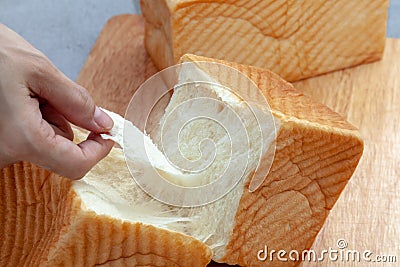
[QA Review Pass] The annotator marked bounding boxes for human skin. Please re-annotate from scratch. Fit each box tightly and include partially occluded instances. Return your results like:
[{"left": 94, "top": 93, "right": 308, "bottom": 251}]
[{"left": 0, "top": 23, "right": 114, "bottom": 179}]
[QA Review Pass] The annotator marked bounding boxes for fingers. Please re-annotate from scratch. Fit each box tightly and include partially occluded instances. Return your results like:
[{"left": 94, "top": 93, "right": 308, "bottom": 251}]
[
  {"left": 20, "top": 103, "right": 114, "bottom": 179},
  {"left": 34, "top": 132, "right": 114, "bottom": 179},
  {"left": 41, "top": 104, "right": 74, "bottom": 140},
  {"left": 25, "top": 57, "right": 115, "bottom": 178},
  {"left": 26, "top": 58, "right": 113, "bottom": 133},
  {"left": 49, "top": 124, "right": 73, "bottom": 141},
  {"left": 19, "top": 100, "right": 114, "bottom": 179},
  {"left": 0, "top": 25, "right": 115, "bottom": 178}
]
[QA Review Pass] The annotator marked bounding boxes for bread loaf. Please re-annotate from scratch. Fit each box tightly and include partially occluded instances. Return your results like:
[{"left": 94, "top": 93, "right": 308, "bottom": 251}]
[
  {"left": 0, "top": 54, "right": 363, "bottom": 266},
  {"left": 141, "top": 0, "right": 389, "bottom": 81},
  {"left": 175, "top": 54, "right": 364, "bottom": 266}
]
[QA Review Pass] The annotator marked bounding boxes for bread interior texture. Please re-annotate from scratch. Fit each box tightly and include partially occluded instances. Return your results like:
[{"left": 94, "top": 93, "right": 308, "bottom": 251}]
[{"left": 73, "top": 62, "right": 278, "bottom": 260}]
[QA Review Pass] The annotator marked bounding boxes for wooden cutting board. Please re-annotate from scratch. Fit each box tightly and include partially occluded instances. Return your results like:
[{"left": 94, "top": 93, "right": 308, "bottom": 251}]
[{"left": 77, "top": 14, "right": 399, "bottom": 266}]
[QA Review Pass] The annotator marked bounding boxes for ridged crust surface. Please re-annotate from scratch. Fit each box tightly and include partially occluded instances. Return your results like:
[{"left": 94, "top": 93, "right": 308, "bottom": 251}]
[
  {"left": 181, "top": 54, "right": 363, "bottom": 266},
  {"left": 0, "top": 162, "right": 72, "bottom": 267},
  {"left": 142, "top": 0, "right": 388, "bottom": 81},
  {"left": 0, "top": 162, "right": 212, "bottom": 267},
  {"left": 46, "top": 196, "right": 212, "bottom": 267}
]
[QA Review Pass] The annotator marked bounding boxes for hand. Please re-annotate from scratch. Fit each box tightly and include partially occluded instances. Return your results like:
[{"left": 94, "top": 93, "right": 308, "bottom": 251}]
[{"left": 0, "top": 24, "right": 114, "bottom": 179}]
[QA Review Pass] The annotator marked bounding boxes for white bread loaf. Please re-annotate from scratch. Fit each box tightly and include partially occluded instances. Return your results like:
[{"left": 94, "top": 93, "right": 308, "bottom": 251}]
[
  {"left": 173, "top": 54, "right": 364, "bottom": 266},
  {"left": 0, "top": 54, "right": 363, "bottom": 266},
  {"left": 141, "top": 0, "right": 389, "bottom": 81}
]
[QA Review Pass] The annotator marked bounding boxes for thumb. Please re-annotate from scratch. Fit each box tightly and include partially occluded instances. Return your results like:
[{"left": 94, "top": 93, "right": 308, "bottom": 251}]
[{"left": 27, "top": 59, "right": 113, "bottom": 133}]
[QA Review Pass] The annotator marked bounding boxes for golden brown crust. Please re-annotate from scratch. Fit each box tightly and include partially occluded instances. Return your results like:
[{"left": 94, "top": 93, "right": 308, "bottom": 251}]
[
  {"left": 140, "top": 0, "right": 175, "bottom": 71},
  {"left": 0, "top": 162, "right": 73, "bottom": 267},
  {"left": 180, "top": 54, "right": 363, "bottom": 266},
  {"left": 143, "top": 0, "right": 388, "bottom": 81},
  {"left": 46, "top": 194, "right": 212, "bottom": 267},
  {"left": 0, "top": 162, "right": 212, "bottom": 267},
  {"left": 222, "top": 124, "right": 363, "bottom": 266},
  {"left": 181, "top": 54, "right": 360, "bottom": 132}
]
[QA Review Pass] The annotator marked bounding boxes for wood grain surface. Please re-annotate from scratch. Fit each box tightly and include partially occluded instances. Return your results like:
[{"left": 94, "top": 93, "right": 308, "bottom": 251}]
[
  {"left": 76, "top": 14, "right": 157, "bottom": 116},
  {"left": 77, "top": 14, "right": 399, "bottom": 266}
]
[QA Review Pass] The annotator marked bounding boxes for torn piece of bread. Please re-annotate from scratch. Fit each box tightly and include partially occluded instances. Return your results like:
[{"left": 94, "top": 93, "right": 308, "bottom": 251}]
[
  {"left": 141, "top": 0, "right": 389, "bottom": 81},
  {"left": 0, "top": 54, "right": 363, "bottom": 267}
]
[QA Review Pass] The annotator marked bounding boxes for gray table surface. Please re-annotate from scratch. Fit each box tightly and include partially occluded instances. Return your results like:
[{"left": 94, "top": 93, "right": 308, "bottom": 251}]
[{"left": 1, "top": 0, "right": 399, "bottom": 81}]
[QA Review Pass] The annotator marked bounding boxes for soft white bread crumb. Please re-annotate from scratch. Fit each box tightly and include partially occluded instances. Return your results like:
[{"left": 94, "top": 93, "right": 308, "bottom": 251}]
[{"left": 75, "top": 63, "right": 278, "bottom": 260}]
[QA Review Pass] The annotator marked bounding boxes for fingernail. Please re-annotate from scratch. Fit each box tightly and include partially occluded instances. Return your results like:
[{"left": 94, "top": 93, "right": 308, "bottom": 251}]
[{"left": 94, "top": 107, "right": 114, "bottom": 131}]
